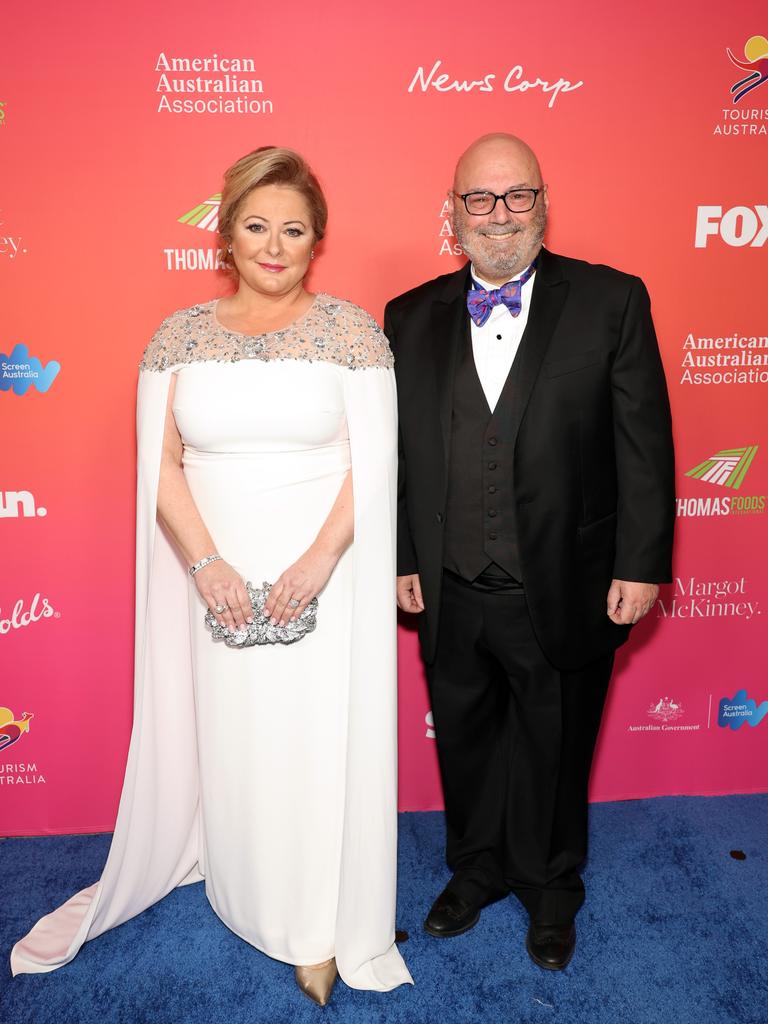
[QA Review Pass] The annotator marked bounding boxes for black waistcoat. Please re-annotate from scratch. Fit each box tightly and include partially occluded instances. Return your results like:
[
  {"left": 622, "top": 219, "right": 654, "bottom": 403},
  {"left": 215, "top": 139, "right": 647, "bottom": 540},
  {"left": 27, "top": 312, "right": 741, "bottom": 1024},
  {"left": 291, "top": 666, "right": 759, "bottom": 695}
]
[{"left": 443, "top": 325, "right": 521, "bottom": 582}]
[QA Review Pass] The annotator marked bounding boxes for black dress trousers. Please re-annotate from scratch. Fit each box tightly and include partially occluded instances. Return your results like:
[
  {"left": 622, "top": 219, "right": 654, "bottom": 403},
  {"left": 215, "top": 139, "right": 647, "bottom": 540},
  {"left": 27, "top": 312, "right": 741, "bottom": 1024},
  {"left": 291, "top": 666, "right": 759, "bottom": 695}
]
[{"left": 427, "top": 571, "right": 613, "bottom": 926}]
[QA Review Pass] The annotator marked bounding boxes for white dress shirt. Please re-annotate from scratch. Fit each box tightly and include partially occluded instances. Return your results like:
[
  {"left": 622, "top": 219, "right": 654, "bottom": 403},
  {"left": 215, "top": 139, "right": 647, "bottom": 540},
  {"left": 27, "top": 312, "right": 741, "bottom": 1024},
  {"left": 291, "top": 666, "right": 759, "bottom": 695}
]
[{"left": 469, "top": 263, "right": 536, "bottom": 412}]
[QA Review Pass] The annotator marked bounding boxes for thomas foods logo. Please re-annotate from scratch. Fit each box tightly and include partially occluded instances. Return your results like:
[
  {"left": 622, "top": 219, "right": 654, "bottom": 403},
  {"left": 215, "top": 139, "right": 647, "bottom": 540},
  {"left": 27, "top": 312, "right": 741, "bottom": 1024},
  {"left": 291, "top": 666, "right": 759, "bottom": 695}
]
[
  {"left": 1, "top": 344, "right": 60, "bottom": 395},
  {"left": 179, "top": 194, "right": 221, "bottom": 232},
  {"left": 718, "top": 689, "right": 768, "bottom": 729},
  {"left": 685, "top": 445, "right": 757, "bottom": 488},
  {"left": 163, "top": 193, "right": 225, "bottom": 272},
  {"left": 695, "top": 205, "right": 768, "bottom": 247},
  {"left": 677, "top": 446, "right": 766, "bottom": 517}
]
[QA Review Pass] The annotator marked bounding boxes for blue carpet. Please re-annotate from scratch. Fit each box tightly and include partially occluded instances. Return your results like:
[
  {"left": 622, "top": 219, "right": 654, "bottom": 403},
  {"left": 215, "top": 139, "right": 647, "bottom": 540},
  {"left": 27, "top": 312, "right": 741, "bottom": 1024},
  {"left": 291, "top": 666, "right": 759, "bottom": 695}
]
[{"left": 1, "top": 796, "right": 765, "bottom": 1024}]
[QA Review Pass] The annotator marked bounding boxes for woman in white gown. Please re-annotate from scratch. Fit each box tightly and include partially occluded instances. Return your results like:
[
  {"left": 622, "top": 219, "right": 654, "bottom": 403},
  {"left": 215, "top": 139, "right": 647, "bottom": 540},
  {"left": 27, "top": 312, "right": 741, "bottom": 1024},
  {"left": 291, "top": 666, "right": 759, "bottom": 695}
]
[{"left": 11, "top": 147, "right": 412, "bottom": 1004}]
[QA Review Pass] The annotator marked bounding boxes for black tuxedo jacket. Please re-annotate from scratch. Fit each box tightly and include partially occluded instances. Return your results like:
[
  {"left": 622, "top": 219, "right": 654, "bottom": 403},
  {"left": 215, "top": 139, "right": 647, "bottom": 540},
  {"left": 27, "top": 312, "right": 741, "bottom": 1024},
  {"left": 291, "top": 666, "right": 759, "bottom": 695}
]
[{"left": 384, "top": 248, "right": 675, "bottom": 671}]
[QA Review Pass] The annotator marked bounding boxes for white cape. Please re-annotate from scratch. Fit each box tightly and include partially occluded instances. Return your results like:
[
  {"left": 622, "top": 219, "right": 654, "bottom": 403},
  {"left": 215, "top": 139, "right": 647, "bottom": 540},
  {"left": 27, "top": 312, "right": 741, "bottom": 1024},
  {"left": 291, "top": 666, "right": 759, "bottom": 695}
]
[{"left": 11, "top": 364, "right": 412, "bottom": 992}]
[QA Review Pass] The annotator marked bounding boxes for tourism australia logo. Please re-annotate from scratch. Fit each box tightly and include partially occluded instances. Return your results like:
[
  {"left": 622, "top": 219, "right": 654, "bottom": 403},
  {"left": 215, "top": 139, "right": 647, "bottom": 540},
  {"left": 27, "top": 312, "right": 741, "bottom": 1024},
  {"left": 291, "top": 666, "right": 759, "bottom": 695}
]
[
  {"left": 677, "top": 445, "right": 766, "bottom": 517},
  {"left": 163, "top": 192, "right": 224, "bottom": 272}
]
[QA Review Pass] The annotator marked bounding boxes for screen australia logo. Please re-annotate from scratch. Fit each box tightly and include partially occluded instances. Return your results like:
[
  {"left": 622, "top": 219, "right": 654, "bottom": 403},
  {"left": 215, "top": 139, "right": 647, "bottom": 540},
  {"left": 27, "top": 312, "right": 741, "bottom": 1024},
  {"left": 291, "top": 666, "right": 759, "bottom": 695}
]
[
  {"left": 677, "top": 445, "right": 765, "bottom": 517},
  {"left": 1, "top": 344, "right": 60, "bottom": 395},
  {"left": 163, "top": 192, "right": 224, "bottom": 272}
]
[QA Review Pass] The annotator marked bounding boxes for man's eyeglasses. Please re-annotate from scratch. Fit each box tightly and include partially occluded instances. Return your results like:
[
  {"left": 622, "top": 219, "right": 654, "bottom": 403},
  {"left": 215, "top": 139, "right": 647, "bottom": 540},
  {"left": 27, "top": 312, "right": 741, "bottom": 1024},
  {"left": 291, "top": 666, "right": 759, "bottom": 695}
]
[{"left": 455, "top": 188, "right": 542, "bottom": 216}]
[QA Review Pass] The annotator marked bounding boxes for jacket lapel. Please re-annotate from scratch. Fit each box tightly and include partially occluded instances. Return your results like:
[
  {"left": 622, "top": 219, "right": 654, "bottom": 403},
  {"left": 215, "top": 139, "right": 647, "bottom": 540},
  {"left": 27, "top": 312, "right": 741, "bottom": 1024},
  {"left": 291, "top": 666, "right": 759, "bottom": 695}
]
[
  {"left": 431, "top": 266, "right": 472, "bottom": 480},
  {"left": 507, "top": 248, "right": 569, "bottom": 444}
]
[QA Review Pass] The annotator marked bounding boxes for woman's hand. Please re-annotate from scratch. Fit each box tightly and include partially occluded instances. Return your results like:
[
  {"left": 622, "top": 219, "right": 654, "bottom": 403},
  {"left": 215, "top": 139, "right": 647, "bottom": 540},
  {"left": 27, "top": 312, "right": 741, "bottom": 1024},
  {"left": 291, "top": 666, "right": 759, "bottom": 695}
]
[
  {"left": 264, "top": 545, "right": 339, "bottom": 626},
  {"left": 193, "top": 559, "right": 253, "bottom": 632}
]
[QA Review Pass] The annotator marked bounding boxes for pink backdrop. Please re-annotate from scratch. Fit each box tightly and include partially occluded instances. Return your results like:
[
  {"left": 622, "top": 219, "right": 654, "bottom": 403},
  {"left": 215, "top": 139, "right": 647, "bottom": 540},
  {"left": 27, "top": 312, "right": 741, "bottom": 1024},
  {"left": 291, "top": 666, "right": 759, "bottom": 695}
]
[{"left": 1, "top": 0, "right": 767, "bottom": 835}]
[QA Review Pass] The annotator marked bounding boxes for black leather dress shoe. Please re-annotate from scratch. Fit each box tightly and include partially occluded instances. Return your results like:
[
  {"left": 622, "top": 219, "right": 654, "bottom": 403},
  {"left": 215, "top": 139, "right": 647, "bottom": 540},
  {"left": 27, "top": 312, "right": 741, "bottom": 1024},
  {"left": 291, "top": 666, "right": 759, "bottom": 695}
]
[
  {"left": 526, "top": 923, "right": 576, "bottom": 970},
  {"left": 424, "top": 888, "right": 481, "bottom": 937}
]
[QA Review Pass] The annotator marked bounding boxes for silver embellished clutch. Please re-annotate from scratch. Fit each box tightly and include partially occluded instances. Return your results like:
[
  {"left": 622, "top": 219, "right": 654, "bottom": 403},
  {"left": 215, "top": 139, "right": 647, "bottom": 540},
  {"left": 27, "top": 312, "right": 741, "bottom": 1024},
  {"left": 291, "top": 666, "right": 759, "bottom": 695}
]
[{"left": 205, "top": 581, "right": 318, "bottom": 648}]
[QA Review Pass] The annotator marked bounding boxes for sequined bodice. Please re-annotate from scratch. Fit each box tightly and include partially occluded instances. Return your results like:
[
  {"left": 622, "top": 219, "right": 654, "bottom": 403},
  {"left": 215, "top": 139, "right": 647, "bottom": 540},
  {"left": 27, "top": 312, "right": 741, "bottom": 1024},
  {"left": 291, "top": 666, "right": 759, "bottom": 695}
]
[{"left": 139, "top": 294, "right": 393, "bottom": 372}]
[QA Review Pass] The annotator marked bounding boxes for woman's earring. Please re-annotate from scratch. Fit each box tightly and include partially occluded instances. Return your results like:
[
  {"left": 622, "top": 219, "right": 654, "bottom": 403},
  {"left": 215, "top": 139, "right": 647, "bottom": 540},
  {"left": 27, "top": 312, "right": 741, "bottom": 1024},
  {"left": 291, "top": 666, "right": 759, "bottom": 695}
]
[
  {"left": 310, "top": 250, "right": 315, "bottom": 260},
  {"left": 227, "top": 245, "right": 233, "bottom": 254}
]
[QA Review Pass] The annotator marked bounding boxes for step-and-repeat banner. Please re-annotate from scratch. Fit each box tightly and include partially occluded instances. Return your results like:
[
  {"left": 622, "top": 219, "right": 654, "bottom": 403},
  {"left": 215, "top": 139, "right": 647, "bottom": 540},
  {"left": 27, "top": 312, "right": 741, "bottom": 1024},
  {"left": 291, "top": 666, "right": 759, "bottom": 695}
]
[{"left": 2, "top": 1, "right": 766, "bottom": 834}]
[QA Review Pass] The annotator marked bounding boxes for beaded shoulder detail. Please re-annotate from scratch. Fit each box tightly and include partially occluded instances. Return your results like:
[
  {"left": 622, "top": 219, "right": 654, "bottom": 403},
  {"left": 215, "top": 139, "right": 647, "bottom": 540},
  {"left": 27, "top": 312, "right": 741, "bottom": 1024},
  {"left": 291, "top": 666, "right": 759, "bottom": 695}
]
[{"left": 139, "top": 294, "right": 394, "bottom": 372}]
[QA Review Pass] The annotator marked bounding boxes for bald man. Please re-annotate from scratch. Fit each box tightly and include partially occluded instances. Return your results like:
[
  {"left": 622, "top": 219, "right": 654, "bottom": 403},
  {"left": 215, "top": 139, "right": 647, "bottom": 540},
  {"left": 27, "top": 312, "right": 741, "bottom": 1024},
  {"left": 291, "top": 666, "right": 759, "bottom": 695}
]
[{"left": 385, "top": 134, "right": 674, "bottom": 969}]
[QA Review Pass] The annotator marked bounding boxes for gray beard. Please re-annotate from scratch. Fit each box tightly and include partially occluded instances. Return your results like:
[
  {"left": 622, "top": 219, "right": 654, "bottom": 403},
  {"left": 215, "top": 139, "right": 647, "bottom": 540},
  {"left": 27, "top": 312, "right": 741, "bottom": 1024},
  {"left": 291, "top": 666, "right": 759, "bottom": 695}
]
[{"left": 455, "top": 210, "right": 547, "bottom": 281}]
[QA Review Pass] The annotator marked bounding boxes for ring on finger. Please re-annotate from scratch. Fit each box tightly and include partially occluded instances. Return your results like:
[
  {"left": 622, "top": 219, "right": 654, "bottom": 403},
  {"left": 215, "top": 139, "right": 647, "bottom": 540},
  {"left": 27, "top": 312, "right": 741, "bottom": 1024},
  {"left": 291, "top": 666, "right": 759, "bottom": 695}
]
[
  {"left": 214, "top": 604, "right": 226, "bottom": 614},
  {"left": 288, "top": 598, "right": 300, "bottom": 609}
]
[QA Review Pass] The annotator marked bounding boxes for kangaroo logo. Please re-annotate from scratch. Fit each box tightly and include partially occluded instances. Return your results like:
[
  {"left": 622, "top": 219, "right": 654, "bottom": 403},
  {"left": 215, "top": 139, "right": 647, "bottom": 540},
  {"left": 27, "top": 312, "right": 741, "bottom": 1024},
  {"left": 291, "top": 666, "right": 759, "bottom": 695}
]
[
  {"left": 0, "top": 707, "right": 34, "bottom": 752},
  {"left": 727, "top": 35, "right": 768, "bottom": 103}
]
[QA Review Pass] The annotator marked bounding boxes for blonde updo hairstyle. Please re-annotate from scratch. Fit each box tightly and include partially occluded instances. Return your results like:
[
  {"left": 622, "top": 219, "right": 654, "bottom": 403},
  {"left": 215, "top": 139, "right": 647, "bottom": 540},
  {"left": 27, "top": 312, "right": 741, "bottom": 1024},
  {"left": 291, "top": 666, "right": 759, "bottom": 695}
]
[{"left": 217, "top": 146, "right": 328, "bottom": 274}]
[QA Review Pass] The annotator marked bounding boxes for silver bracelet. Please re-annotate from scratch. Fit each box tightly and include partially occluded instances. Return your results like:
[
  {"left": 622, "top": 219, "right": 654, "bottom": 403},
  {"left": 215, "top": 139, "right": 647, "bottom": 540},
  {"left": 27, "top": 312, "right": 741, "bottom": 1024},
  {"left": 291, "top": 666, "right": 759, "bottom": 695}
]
[{"left": 189, "top": 554, "right": 222, "bottom": 577}]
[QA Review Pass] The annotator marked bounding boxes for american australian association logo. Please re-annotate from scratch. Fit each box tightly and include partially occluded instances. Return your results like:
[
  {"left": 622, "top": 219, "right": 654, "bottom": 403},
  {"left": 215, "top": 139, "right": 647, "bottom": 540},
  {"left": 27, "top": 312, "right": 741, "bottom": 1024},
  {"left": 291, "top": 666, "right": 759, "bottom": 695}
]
[{"left": 677, "top": 445, "right": 766, "bottom": 517}]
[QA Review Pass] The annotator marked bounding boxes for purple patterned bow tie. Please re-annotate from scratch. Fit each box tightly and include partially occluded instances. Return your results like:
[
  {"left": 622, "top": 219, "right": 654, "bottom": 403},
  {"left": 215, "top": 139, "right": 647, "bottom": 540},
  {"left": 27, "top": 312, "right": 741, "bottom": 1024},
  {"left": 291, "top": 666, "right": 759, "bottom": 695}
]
[{"left": 466, "top": 259, "right": 538, "bottom": 327}]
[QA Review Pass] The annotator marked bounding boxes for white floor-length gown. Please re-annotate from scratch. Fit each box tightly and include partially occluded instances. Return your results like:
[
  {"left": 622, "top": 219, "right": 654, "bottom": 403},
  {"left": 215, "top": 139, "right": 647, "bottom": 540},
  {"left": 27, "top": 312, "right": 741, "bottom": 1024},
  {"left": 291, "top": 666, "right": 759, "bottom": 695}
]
[{"left": 11, "top": 295, "right": 412, "bottom": 992}]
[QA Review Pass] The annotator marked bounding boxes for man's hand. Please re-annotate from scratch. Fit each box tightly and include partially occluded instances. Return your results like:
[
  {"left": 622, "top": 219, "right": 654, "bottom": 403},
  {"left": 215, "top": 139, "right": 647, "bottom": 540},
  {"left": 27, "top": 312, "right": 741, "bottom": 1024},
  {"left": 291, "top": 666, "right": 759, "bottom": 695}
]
[
  {"left": 606, "top": 580, "right": 659, "bottom": 625},
  {"left": 397, "top": 574, "right": 425, "bottom": 613}
]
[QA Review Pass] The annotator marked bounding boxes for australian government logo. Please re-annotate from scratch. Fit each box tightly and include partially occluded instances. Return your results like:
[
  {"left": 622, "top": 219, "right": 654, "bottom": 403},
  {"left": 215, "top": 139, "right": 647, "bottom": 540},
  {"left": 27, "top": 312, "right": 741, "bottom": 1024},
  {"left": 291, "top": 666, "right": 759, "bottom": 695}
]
[
  {"left": 656, "top": 576, "right": 759, "bottom": 621},
  {"left": 1, "top": 344, "right": 60, "bottom": 395},
  {"left": 677, "top": 446, "right": 765, "bottom": 517},
  {"left": 628, "top": 696, "right": 700, "bottom": 734},
  {"left": 154, "top": 53, "right": 274, "bottom": 116},
  {"left": 679, "top": 331, "right": 768, "bottom": 385},
  {"left": 714, "top": 34, "right": 768, "bottom": 135},
  {"left": 164, "top": 193, "right": 225, "bottom": 272},
  {"left": 0, "top": 706, "right": 45, "bottom": 786}
]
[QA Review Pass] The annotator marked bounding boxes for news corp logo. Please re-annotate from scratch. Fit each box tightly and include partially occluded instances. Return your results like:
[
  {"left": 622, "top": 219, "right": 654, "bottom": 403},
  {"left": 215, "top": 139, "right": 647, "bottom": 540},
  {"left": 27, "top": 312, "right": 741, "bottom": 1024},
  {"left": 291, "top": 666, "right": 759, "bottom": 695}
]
[{"left": 695, "top": 205, "right": 768, "bottom": 247}]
